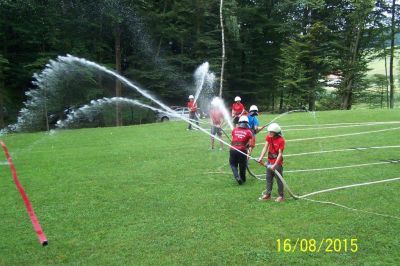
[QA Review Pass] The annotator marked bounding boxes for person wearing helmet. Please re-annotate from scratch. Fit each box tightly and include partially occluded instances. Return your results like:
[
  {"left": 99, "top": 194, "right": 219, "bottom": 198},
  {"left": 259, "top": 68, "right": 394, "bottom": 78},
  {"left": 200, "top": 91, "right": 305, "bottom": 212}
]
[
  {"left": 231, "top": 96, "right": 245, "bottom": 127},
  {"left": 257, "top": 123, "right": 285, "bottom": 202},
  {"left": 209, "top": 104, "right": 224, "bottom": 150},
  {"left": 187, "top": 95, "right": 199, "bottom": 130},
  {"left": 229, "top": 115, "right": 254, "bottom": 185},
  {"left": 247, "top": 105, "right": 260, "bottom": 154}
]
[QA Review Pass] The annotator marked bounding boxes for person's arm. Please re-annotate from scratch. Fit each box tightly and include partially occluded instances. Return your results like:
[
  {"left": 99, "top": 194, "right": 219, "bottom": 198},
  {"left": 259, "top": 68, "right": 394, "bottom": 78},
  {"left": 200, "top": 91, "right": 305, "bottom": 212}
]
[
  {"left": 253, "top": 118, "right": 260, "bottom": 133},
  {"left": 270, "top": 149, "right": 283, "bottom": 171},
  {"left": 246, "top": 135, "right": 255, "bottom": 155},
  {"left": 219, "top": 117, "right": 224, "bottom": 128},
  {"left": 258, "top": 123, "right": 268, "bottom": 132},
  {"left": 271, "top": 139, "right": 285, "bottom": 170},
  {"left": 258, "top": 141, "right": 269, "bottom": 162}
]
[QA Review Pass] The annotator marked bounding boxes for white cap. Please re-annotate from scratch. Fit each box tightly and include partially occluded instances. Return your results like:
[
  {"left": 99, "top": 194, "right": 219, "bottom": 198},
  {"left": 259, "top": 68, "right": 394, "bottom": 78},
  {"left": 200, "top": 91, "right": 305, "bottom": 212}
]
[
  {"left": 234, "top": 96, "right": 241, "bottom": 102},
  {"left": 267, "top": 123, "right": 281, "bottom": 133},
  {"left": 249, "top": 105, "right": 258, "bottom": 112},
  {"left": 238, "top": 115, "right": 249, "bottom": 123},
  {"left": 188, "top": 95, "right": 194, "bottom": 99}
]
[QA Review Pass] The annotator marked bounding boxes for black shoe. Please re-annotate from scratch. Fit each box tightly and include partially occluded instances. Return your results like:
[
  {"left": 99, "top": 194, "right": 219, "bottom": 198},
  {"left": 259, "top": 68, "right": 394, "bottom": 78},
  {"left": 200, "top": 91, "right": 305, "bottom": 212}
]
[{"left": 235, "top": 177, "right": 243, "bottom": 185}]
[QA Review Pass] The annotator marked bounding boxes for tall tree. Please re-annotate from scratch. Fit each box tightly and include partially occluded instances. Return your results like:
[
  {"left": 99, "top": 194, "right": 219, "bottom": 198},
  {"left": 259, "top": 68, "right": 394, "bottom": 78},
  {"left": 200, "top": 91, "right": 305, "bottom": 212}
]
[
  {"left": 114, "top": 23, "right": 123, "bottom": 126},
  {"left": 219, "top": 0, "right": 226, "bottom": 97},
  {"left": 335, "top": 0, "right": 376, "bottom": 109},
  {"left": 275, "top": 1, "right": 332, "bottom": 111},
  {"left": 389, "top": 0, "right": 396, "bottom": 108},
  {"left": 0, "top": 54, "right": 9, "bottom": 128}
]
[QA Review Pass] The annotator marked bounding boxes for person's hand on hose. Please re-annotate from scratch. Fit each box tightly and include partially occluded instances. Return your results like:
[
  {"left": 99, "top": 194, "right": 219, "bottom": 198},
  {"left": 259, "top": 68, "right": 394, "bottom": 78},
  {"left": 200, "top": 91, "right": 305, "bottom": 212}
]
[{"left": 256, "top": 157, "right": 265, "bottom": 166}]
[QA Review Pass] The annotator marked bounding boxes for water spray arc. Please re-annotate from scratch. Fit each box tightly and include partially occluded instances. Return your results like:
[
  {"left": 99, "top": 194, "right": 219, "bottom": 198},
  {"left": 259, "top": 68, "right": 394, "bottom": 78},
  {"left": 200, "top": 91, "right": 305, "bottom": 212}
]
[
  {"left": 9, "top": 54, "right": 187, "bottom": 132},
  {"left": 193, "top": 62, "right": 214, "bottom": 103},
  {"left": 210, "top": 97, "right": 233, "bottom": 130},
  {"left": 61, "top": 55, "right": 174, "bottom": 114},
  {"left": 56, "top": 97, "right": 177, "bottom": 129}
]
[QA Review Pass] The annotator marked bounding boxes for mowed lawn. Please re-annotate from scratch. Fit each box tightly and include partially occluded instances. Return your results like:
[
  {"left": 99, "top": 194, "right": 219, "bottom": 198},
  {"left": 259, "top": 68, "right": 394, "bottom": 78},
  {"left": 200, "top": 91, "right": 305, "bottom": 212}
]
[{"left": 0, "top": 109, "right": 399, "bottom": 265}]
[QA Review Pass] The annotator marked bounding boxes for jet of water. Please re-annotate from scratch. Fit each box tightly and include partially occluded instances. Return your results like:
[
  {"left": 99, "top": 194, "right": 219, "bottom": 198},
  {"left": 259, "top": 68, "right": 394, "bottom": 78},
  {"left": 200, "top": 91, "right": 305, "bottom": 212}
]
[
  {"left": 61, "top": 55, "right": 175, "bottom": 114},
  {"left": 57, "top": 97, "right": 182, "bottom": 129},
  {"left": 193, "top": 62, "right": 211, "bottom": 102},
  {"left": 7, "top": 54, "right": 184, "bottom": 132},
  {"left": 210, "top": 96, "right": 233, "bottom": 130}
]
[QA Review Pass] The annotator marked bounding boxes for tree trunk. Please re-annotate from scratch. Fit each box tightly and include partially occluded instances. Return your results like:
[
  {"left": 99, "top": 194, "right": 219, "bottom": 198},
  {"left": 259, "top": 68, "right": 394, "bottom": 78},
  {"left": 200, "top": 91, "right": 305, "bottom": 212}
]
[
  {"left": 384, "top": 47, "right": 390, "bottom": 108},
  {"left": 341, "top": 23, "right": 363, "bottom": 110},
  {"left": 180, "top": 38, "right": 184, "bottom": 72},
  {"left": 156, "top": 37, "right": 163, "bottom": 57},
  {"left": 341, "top": 77, "right": 354, "bottom": 110},
  {"left": 279, "top": 91, "right": 284, "bottom": 112},
  {"left": 0, "top": 41, "right": 5, "bottom": 128},
  {"left": 271, "top": 92, "right": 275, "bottom": 112},
  {"left": 219, "top": 0, "right": 226, "bottom": 98},
  {"left": 0, "top": 78, "right": 4, "bottom": 128},
  {"left": 43, "top": 89, "right": 49, "bottom": 131},
  {"left": 389, "top": 0, "right": 396, "bottom": 108},
  {"left": 156, "top": 0, "right": 169, "bottom": 57},
  {"left": 115, "top": 25, "right": 122, "bottom": 126},
  {"left": 308, "top": 90, "right": 316, "bottom": 111}
]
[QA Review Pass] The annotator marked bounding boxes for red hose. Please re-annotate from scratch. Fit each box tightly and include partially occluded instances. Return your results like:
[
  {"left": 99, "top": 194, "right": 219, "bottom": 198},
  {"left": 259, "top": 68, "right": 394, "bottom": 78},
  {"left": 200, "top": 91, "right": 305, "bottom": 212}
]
[{"left": 0, "top": 141, "right": 48, "bottom": 246}]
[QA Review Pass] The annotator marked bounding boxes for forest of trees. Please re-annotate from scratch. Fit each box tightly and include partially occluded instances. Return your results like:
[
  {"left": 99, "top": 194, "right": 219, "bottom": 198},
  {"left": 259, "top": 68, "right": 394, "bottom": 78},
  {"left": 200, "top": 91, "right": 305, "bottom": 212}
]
[{"left": 0, "top": 0, "right": 399, "bottom": 129}]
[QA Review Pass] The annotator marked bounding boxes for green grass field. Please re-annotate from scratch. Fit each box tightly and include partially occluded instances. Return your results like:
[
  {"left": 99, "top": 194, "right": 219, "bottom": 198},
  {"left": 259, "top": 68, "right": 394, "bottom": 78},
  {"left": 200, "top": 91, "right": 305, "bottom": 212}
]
[{"left": 0, "top": 109, "right": 399, "bottom": 265}]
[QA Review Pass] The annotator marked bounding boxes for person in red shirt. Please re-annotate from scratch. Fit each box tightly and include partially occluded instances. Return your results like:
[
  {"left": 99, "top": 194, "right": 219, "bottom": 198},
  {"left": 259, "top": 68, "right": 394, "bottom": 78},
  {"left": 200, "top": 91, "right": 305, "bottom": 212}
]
[
  {"left": 257, "top": 123, "right": 285, "bottom": 202},
  {"left": 187, "top": 95, "right": 199, "bottom": 130},
  {"left": 230, "top": 116, "right": 254, "bottom": 185},
  {"left": 210, "top": 104, "right": 224, "bottom": 150},
  {"left": 231, "top": 96, "right": 245, "bottom": 127}
]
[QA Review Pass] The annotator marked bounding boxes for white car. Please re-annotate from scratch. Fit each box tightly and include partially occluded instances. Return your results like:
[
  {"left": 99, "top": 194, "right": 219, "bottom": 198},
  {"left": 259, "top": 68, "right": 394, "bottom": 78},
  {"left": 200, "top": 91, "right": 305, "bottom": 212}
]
[{"left": 156, "top": 106, "right": 190, "bottom": 122}]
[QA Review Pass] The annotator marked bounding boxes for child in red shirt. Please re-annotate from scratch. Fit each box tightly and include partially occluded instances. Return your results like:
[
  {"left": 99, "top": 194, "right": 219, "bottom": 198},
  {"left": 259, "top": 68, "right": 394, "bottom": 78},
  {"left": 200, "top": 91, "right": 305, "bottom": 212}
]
[
  {"left": 257, "top": 123, "right": 285, "bottom": 202},
  {"left": 187, "top": 95, "right": 199, "bottom": 130},
  {"left": 231, "top": 96, "right": 245, "bottom": 126},
  {"left": 210, "top": 105, "right": 224, "bottom": 150},
  {"left": 230, "top": 116, "right": 253, "bottom": 185}
]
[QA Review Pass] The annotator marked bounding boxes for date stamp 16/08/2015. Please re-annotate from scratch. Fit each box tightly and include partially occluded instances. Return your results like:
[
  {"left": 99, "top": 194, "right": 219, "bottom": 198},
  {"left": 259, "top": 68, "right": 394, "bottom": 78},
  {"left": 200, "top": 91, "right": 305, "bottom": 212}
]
[{"left": 276, "top": 238, "right": 358, "bottom": 253}]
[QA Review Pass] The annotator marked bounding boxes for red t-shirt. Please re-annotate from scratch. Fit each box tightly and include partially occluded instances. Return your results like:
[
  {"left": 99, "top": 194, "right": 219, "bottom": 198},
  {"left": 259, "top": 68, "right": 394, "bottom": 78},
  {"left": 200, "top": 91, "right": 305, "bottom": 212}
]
[
  {"left": 231, "top": 127, "right": 253, "bottom": 151},
  {"left": 210, "top": 109, "right": 223, "bottom": 126},
  {"left": 266, "top": 135, "right": 285, "bottom": 165},
  {"left": 187, "top": 101, "right": 197, "bottom": 112},
  {"left": 231, "top": 102, "right": 244, "bottom": 116}
]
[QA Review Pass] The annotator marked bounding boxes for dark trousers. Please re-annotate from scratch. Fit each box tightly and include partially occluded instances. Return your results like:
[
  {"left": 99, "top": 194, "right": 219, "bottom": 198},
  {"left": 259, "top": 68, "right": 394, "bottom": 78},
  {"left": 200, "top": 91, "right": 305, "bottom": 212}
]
[
  {"left": 266, "top": 164, "right": 284, "bottom": 197},
  {"left": 229, "top": 149, "right": 247, "bottom": 184},
  {"left": 188, "top": 112, "right": 199, "bottom": 129}
]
